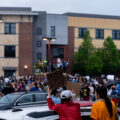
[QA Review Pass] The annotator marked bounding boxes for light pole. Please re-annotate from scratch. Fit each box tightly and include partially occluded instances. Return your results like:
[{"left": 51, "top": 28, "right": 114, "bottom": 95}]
[{"left": 42, "top": 37, "right": 56, "bottom": 72}]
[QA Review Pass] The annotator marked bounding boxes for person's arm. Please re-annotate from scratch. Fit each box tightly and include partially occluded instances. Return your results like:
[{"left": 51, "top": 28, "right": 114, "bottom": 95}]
[{"left": 47, "top": 87, "right": 56, "bottom": 110}]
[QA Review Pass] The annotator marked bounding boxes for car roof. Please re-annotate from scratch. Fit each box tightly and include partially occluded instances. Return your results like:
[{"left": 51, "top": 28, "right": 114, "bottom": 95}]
[{"left": 9, "top": 91, "right": 47, "bottom": 96}]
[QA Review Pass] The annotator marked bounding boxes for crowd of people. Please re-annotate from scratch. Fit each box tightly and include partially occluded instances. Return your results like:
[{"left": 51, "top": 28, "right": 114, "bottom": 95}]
[
  {"left": 0, "top": 73, "right": 119, "bottom": 120},
  {"left": 0, "top": 75, "right": 47, "bottom": 97},
  {"left": 47, "top": 73, "right": 120, "bottom": 120},
  {"left": 68, "top": 74, "right": 120, "bottom": 102}
]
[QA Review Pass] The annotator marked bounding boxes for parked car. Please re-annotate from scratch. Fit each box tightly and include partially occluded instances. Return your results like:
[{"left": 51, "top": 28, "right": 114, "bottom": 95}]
[
  {"left": 0, "top": 92, "right": 93, "bottom": 120},
  {"left": 0, "top": 91, "right": 48, "bottom": 110}
]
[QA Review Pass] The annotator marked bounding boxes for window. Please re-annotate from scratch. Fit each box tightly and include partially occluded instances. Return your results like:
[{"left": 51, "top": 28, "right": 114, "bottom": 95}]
[
  {"left": 53, "top": 48, "right": 64, "bottom": 58},
  {"left": 36, "top": 28, "right": 42, "bottom": 35},
  {"left": 96, "top": 29, "right": 104, "bottom": 39},
  {"left": 17, "top": 95, "right": 32, "bottom": 105},
  {"left": 51, "top": 26, "right": 55, "bottom": 37},
  {"left": 4, "top": 46, "right": 15, "bottom": 58},
  {"left": 35, "top": 93, "right": 47, "bottom": 103},
  {"left": 36, "top": 41, "right": 42, "bottom": 47},
  {"left": 112, "top": 30, "right": 120, "bottom": 40},
  {"left": 5, "top": 23, "right": 16, "bottom": 34},
  {"left": 78, "top": 28, "right": 87, "bottom": 38},
  {"left": 37, "top": 52, "right": 42, "bottom": 60}
]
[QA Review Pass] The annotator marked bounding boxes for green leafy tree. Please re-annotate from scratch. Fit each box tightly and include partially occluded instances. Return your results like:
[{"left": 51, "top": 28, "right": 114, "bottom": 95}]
[
  {"left": 86, "top": 53, "right": 103, "bottom": 75},
  {"left": 73, "top": 31, "right": 94, "bottom": 74},
  {"left": 102, "top": 36, "right": 120, "bottom": 74}
]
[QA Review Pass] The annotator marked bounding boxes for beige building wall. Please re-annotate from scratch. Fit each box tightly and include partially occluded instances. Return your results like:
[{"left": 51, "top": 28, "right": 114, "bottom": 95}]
[
  {"left": 2, "top": 15, "right": 33, "bottom": 23},
  {"left": 0, "top": 15, "right": 33, "bottom": 76},
  {"left": 68, "top": 16, "right": 120, "bottom": 51}
]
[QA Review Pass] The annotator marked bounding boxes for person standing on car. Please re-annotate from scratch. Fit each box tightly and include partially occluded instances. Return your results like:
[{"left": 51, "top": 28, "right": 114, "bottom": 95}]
[
  {"left": 47, "top": 87, "right": 81, "bottom": 120},
  {"left": 91, "top": 86, "right": 118, "bottom": 120}
]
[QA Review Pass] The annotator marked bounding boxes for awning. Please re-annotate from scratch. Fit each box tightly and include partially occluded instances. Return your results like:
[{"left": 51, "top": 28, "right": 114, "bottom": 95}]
[{"left": 3, "top": 67, "right": 17, "bottom": 70}]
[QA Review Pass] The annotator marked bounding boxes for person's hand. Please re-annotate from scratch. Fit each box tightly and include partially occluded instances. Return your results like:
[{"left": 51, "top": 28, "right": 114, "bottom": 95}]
[{"left": 47, "top": 86, "right": 52, "bottom": 97}]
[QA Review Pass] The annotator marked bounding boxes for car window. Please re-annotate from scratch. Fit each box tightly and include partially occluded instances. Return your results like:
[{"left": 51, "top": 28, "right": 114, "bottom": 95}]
[
  {"left": 7, "top": 94, "right": 21, "bottom": 103},
  {"left": 17, "top": 94, "right": 32, "bottom": 104},
  {"left": 0, "top": 96, "right": 10, "bottom": 104},
  {"left": 35, "top": 93, "right": 47, "bottom": 102},
  {"left": 0, "top": 94, "right": 21, "bottom": 104}
]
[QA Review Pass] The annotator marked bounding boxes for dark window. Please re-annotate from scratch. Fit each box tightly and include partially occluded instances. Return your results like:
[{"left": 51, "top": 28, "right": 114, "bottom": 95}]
[
  {"left": 36, "top": 28, "right": 42, "bottom": 35},
  {"left": 17, "top": 94, "right": 32, "bottom": 104},
  {"left": 96, "top": 29, "right": 104, "bottom": 39},
  {"left": 4, "top": 46, "right": 15, "bottom": 58},
  {"left": 4, "top": 70, "right": 16, "bottom": 77},
  {"left": 53, "top": 48, "right": 64, "bottom": 58},
  {"left": 5, "top": 23, "right": 16, "bottom": 34},
  {"left": 37, "top": 52, "right": 42, "bottom": 60},
  {"left": 36, "top": 41, "right": 42, "bottom": 47},
  {"left": 78, "top": 28, "right": 87, "bottom": 38},
  {"left": 51, "top": 26, "right": 55, "bottom": 37},
  {"left": 35, "top": 93, "right": 47, "bottom": 102},
  {"left": 112, "top": 30, "right": 120, "bottom": 40}
]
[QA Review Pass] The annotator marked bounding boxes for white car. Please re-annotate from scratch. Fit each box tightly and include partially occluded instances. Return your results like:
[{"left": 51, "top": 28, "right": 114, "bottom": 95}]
[
  {"left": 0, "top": 105, "right": 59, "bottom": 120},
  {"left": 0, "top": 92, "right": 92, "bottom": 120},
  {"left": 0, "top": 105, "right": 92, "bottom": 120}
]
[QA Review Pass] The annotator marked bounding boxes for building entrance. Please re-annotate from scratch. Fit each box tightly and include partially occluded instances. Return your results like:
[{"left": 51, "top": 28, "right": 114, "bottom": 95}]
[{"left": 4, "top": 70, "right": 16, "bottom": 77}]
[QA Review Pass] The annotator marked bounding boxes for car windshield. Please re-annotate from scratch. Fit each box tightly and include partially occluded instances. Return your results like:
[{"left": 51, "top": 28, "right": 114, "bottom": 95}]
[{"left": 0, "top": 94, "right": 21, "bottom": 104}]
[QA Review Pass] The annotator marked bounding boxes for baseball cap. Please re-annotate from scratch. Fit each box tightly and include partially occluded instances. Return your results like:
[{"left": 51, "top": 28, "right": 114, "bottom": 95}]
[{"left": 60, "top": 90, "right": 72, "bottom": 99}]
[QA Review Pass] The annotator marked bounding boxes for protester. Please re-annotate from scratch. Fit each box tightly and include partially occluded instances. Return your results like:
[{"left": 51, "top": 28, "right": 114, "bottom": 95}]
[
  {"left": 51, "top": 87, "right": 63, "bottom": 104},
  {"left": 29, "top": 82, "right": 41, "bottom": 91},
  {"left": 2, "top": 83, "right": 14, "bottom": 95},
  {"left": 80, "top": 83, "right": 90, "bottom": 100},
  {"left": 47, "top": 87, "right": 81, "bottom": 120},
  {"left": 89, "top": 83, "right": 94, "bottom": 101},
  {"left": 91, "top": 86, "right": 118, "bottom": 120}
]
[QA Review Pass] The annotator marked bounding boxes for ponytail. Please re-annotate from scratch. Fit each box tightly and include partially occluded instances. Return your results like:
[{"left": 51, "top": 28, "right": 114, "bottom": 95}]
[{"left": 104, "top": 97, "right": 113, "bottom": 117}]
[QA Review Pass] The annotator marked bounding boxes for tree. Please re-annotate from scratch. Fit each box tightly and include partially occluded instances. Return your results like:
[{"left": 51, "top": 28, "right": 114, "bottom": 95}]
[
  {"left": 86, "top": 53, "right": 103, "bottom": 75},
  {"left": 102, "top": 36, "right": 120, "bottom": 74},
  {"left": 73, "top": 31, "right": 94, "bottom": 74}
]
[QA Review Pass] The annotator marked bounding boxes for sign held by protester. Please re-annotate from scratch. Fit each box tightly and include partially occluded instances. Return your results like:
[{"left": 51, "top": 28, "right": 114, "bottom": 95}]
[{"left": 47, "top": 70, "right": 66, "bottom": 90}]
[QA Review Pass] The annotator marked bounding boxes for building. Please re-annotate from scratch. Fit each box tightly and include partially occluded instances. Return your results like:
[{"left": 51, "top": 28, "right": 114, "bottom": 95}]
[
  {"left": 0, "top": 7, "right": 68, "bottom": 77},
  {"left": 64, "top": 13, "right": 120, "bottom": 62},
  {"left": 33, "top": 12, "right": 68, "bottom": 67},
  {"left": 0, "top": 7, "right": 37, "bottom": 77},
  {"left": 1, "top": 7, "right": 120, "bottom": 76}
]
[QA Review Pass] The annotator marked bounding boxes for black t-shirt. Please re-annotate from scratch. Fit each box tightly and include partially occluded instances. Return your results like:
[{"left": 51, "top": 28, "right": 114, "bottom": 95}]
[
  {"left": 2, "top": 87, "right": 14, "bottom": 95},
  {"left": 80, "top": 87, "right": 90, "bottom": 98}
]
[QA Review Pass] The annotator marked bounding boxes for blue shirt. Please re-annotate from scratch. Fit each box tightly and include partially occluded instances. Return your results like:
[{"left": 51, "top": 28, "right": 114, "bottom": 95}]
[
  {"left": 51, "top": 95, "right": 61, "bottom": 104},
  {"left": 29, "top": 87, "right": 40, "bottom": 91}
]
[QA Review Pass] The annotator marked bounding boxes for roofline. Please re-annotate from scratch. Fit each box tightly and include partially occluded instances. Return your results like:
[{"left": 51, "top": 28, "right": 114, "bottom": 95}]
[
  {"left": 63, "top": 12, "right": 120, "bottom": 20},
  {"left": 0, "top": 12, "right": 38, "bottom": 16},
  {"left": 0, "top": 7, "right": 31, "bottom": 12}
]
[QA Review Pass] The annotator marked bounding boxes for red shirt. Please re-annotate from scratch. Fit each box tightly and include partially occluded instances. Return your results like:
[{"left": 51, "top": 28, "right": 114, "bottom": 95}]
[{"left": 47, "top": 98, "right": 81, "bottom": 120}]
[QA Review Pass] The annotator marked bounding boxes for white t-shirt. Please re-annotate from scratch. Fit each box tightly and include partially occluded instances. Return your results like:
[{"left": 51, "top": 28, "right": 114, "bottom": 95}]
[
  {"left": 4, "top": 77, "right": 9, "bottom": 83},
  {"left": 107, "top": 89, "right": 112, "bottom": 96},
  {"left": 89, "top": 86, "right": 94, "bottom": 95}
]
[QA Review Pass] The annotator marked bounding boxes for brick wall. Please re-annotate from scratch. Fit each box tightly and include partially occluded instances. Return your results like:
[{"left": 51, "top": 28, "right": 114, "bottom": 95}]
[{"left": 19, "top": 22, "right": 33, "bottom": 75}]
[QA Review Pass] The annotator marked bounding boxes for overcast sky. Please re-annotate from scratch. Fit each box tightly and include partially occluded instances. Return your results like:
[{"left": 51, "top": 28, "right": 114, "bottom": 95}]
[{"left": 0, "top": 0, "right": 120, "bottom": 16}]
